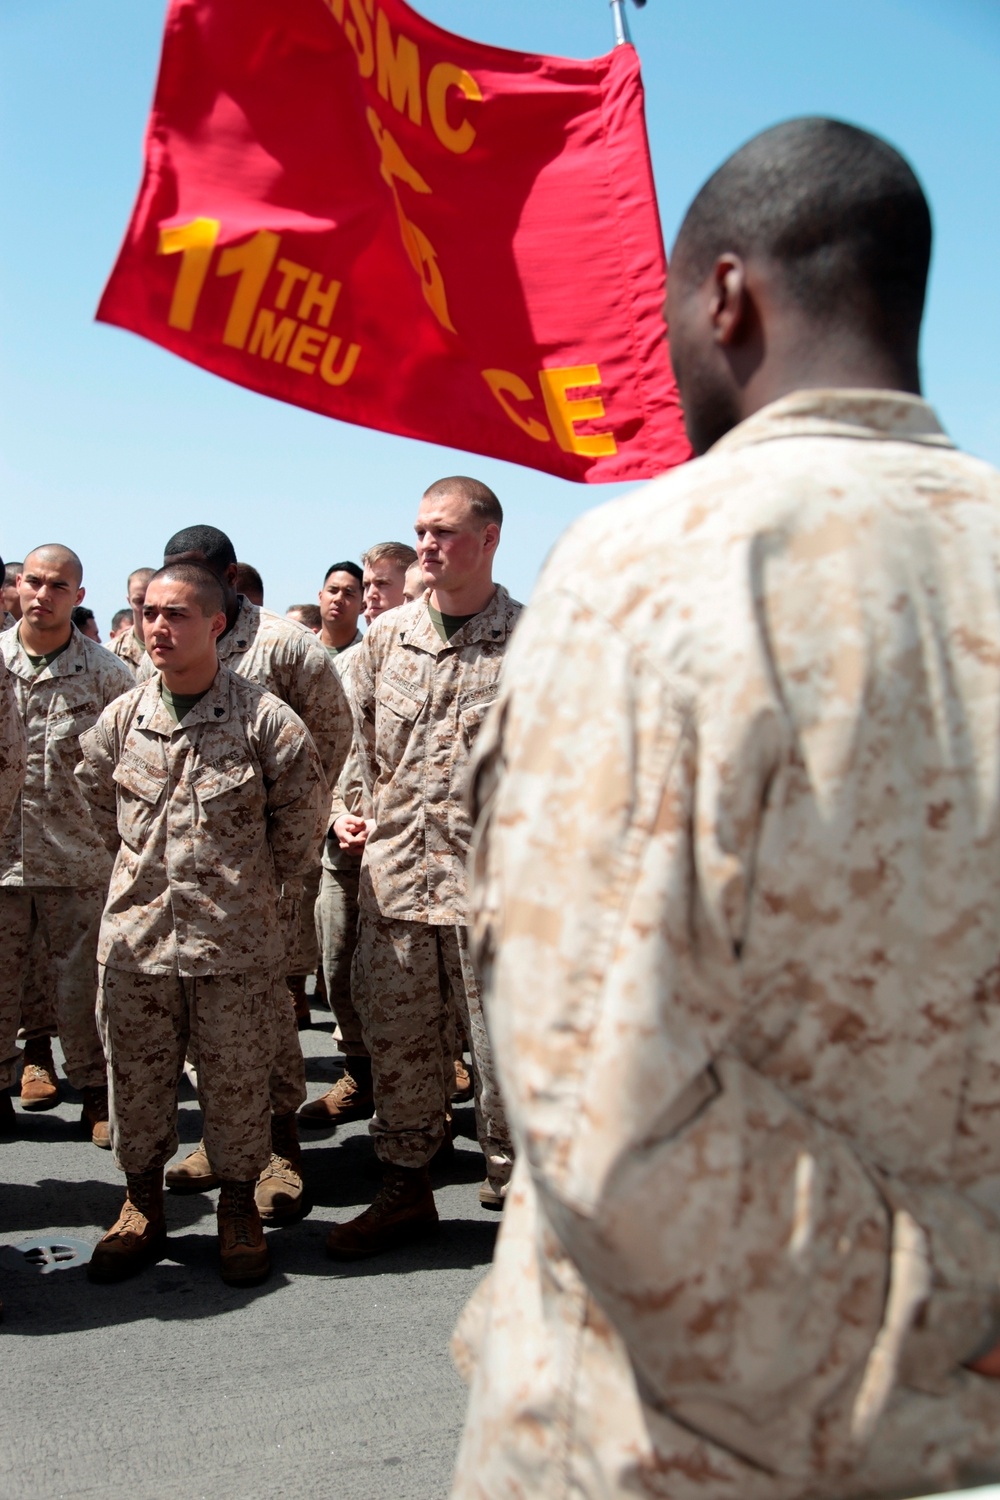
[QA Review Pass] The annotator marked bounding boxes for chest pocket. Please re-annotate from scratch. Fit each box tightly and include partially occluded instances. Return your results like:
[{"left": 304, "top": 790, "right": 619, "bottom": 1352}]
[
  {"left": 190, "top": 759, "right": 257, "bottom": 804},
  {"left": 457, "top": 690, "right": 497, "bottom": 748},
  {"left": 47, "top": 704, "right": 100, "bottom": 764},
  {"left": 189, "top": 758, "right": 261, "bottom": 874},
  {"left": 374, "top": 681, "right": 427, "bottom": 777},
  {"left": 113, "top": 759, "right": 166, "bottom": 852}
]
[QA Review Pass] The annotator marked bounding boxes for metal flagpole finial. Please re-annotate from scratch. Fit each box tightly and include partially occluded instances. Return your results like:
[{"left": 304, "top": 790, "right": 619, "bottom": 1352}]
[{"left": 610, "top": 0, "right": 645, "bottom": 48}]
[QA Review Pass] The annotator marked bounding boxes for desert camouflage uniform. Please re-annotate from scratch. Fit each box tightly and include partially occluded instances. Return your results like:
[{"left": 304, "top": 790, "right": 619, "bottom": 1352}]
[
  {"left": 0, "top": 653, "right": 26, "bottom": 844},
  {"left": 353, "top": 590, "right": 520, "bottom": 1184},
  {"left": 2, "top": 612, "right": 16, "bottom": 631},
  {"left": 138, "top": 595, "right": 351, "bottom": 1113},
  {"left": 0, "top": 626, "right": 133, "bottom": 1092},
  {"left": 110, "top": 624, "right": 145, "bottom": 674},
  {"left": 77, "top": 668, "right": 327, "bottom": 1178},
  {"left": 316, "top": 638, "right": 369, "bottom": 1053},
  {"left": 452, "top": 391, "right": 1000, "bottom": 1500},
  {"left": 290, "top": 632, "right": 365, "bottom": 983}
]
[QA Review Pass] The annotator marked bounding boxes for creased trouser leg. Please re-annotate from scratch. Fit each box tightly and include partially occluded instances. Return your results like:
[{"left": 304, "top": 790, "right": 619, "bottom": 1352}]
[
  {"left": 264, "top": 887, "right": 308, "bottom": 1115},
  {"left": 441, "top": 926, "right": 514, "bottom": 1193},
  {"left": 316, "top": 865, "right": 367, "bottom": 1056},
  {"left": 36, "top": 887, "right": 106, "bottom": 1089},
  {"left": 21, "top": 924, "right": 57, "bottom": 1042},
  {"left": 0, "top": 889, "right": 33, "bottom": 1091},
  {"left": 99, "top": 966, "right": 277, "bottom": 1179},
  {"left": 267, "top": 977, "right": 307, "bottom": 1115},
  {"left": 353, "top": 907, "right": 451, "bottom": 1168}
]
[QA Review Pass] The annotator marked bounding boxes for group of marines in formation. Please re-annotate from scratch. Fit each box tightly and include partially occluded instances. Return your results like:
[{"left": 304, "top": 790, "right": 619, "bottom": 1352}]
[
  {"left": 8, "top": 113, "right": 1000, "bottom": 1500},
  {"left": 0, "top": 473, "right": 516, "bottom": 1292}
]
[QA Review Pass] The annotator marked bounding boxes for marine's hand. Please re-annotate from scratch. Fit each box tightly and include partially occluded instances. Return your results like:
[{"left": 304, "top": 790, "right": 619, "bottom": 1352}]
[{"left": 334, "top": 813, "right": 369, "bottom": 853}]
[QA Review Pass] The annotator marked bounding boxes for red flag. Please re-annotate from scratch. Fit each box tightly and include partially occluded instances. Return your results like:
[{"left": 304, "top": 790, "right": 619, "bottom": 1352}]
[{"left": 98, "top": 0, "right": 691, "bottom": 482}]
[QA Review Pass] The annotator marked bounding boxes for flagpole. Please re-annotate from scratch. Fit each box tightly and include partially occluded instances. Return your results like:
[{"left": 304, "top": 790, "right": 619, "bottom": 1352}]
[{"left": 610, "top": 0, "right": 632, "bottom": 46}]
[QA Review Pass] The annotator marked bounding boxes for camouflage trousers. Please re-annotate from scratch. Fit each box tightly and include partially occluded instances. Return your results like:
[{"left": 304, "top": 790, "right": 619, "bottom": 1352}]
[
  {"left": 0, "top": 886, "right": 106, "bottom": 1092},
  {"left": 315, "top": 863, "right": 367, "bottom": 1056},
  {"left": 20, "top": 925, "right": 56, "bottom": 1040},
  {"left": 353, "top": 902, "right": 513, "bottom": 1189},
  {"left": 223, "top": 884, "right": 306, "bottom": 1117},
  {"left": 187, "top": 967, "right": 306, "bottom": 1118},
  {"left": 98, "top": 965, "right": 279, "bottom": 1180}
]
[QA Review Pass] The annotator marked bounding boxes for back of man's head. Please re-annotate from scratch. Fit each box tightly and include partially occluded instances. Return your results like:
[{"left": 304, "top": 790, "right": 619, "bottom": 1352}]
[
  {"left": 235, "top": 562, "right": 264, "bottom": 605},
  {"left": 163, "top": 525, "right": 237, "bottom": 578},
  {"left": 673, "top": 118, "right": 931, "bottom": 355}
]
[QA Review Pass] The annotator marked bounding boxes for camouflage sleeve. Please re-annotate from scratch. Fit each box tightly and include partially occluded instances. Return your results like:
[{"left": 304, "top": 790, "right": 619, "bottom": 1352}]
[
  {"left": 277, "top": 634, "right": 353, "bottom": 793},
  {"left": 76, "top": 709, "right": 122, "bottom": 855},
  {"left": 328, "top": 737, "right": 371, "bottom": 824},
  {"left": 0, "top": 658, "right": 26, "bottom": 834},
  {"left": 258, "top": 703, "right": 329, "bottom": 885},
  {"left": 101, "top": 654, "right": 138, "bottom": 705},
  {"left": 348, "top": 631, "right": 379, "bottom": 799},
  {"left": 471, "top": 585, "right": 1000, "bottom": 1474}
]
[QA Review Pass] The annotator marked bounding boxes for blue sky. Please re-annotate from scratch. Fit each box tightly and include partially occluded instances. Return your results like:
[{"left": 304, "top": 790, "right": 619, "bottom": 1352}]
[{"left": 1, "top": 0, "right": 998, "bottom": 629}]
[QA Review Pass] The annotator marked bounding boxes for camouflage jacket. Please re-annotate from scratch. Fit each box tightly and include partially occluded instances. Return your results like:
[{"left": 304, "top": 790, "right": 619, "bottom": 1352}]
[
  {"left": 353, "top": 587, "right": 521, "bottom": 923},
  {"left": 324, "top": 635, "right": 369, "bottom": 874},
  {"left": 453, "top": 392, "right": 1000, "bottom": 1500},
  {"left": 0, "top": 656, "right": 26, "bottom": 838},
  {"left": 138, "top": 595, "right": 351, "bottom": 793},
  {"left": 110, "top": 624, "right": 145, "bottom": 673},
  {"left": 76, "top": 668, "right": 327, "bottom": 975},
  {"left": 0, "top": 625, "right": 134, "bottom": 887}
]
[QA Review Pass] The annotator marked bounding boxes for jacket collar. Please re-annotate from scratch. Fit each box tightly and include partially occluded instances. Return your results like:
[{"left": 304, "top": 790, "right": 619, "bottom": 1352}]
[
  {"left": 217, "top": 595, "right": 258, "bottom": 661},
  {"left": 5, "top": 623, "right": 91, "bottom": 683},
  {"left": 132, "top": 666, "right": 235, "bottom": 736},
  {"left": 711, "top": 389, "right": 953, "bottom": 456},
  {"left": 399, "top": 585, "right": 514, "bottom": 657}
]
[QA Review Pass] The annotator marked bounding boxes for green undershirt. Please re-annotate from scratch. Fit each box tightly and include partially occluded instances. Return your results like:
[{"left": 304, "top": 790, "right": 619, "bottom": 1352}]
[
  {"left": 427, "top": 603, "right": 479, "bottom": 642},
  {"left": 160, "top": 684, "right": 210, "bottom": 724},
  {"left": 24, "top": 636, "right": 72, "bottom": 673}
]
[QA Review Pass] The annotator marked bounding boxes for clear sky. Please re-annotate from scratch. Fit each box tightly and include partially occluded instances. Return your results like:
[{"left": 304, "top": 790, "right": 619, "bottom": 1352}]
[{"left": 1, "top": 0, "right": 998, "bottom": 630}]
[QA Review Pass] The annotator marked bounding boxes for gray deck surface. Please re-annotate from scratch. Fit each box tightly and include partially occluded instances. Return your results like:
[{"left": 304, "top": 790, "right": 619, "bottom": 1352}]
[{"left": 0, "top": 1003, "right": 494, "bottom": 1500}]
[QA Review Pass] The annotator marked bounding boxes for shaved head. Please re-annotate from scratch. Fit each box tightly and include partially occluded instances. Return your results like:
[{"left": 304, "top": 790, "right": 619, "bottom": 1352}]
[
  {"left": 147, "top": 562, "right": 226, "bottom": 617},
  {"left": 673, "top": 117, "right": 931, "bottom": 350},
  {"left": 24, "top": 544, "right": 83, "bottom": 588}
]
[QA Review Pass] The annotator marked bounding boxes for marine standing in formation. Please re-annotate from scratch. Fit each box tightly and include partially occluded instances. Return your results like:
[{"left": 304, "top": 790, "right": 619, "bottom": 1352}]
[
  {"left": 451, "top": 118, "right": 1000, "bottom": 1500},
  {"left": 326, "top": 477, "right": 520, "bottom": 1259},
  {"left": 78, "top": 563, "right": 327, "bottom": 1284},
  {"left": 0, "top": 546, "right": 134, "bottom": 1146}
]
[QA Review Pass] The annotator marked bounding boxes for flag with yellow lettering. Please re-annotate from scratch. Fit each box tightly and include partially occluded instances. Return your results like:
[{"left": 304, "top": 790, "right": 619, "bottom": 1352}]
[{"left": 98, "top": 0, "right": 691, "bottom": 481}]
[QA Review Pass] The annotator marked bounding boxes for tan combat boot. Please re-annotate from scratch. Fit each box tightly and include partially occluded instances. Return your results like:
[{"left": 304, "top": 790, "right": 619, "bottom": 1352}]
[
  {"left": 298, "top": 1055, "right": 374, "bottom": 1128},
  {"left": 287, "top": 974, "right": 312, "bottom": 1030},
  {"left": 479, "top": 1179, "right": 507, "bottom": 1211},
  {"left": 165, "top": 1139, "right": 220, "bottom": 1193},
  {"left": 325, "top": 1164, "right": 438, "bottom": 1260},
  {"left": 218, "top": 1179, "right": 270, "bottom": 1286},
  {"left": 80, "top": 1085, "right": 111, "bottom": 1149},
  {"left": 20, "top": 1037, "right": 60, "bottom": 1111},
  {"left": 87, "top": 1169, "right": 167, "bottom": 1282},
  {"left": 255, "top": 1111, "right": 309, "bottom": 1225}
]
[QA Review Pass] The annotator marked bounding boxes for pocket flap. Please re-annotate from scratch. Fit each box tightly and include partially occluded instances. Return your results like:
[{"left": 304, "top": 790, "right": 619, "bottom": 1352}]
[
  {"left": 191, "top": 759, "right": 256, "bottom": 801},
  {"left": 376, "top": 681, "right": 427, "bottom": 720},
  {"left": 113, "top": 756, "right": 166, "bottom": 804}
]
